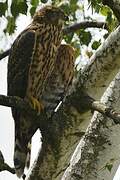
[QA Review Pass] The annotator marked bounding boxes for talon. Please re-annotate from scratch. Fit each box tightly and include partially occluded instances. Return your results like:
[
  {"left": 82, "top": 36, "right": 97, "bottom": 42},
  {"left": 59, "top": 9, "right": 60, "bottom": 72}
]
[{"left": 29, "top": 96, "right": 44, "bottom": 114}]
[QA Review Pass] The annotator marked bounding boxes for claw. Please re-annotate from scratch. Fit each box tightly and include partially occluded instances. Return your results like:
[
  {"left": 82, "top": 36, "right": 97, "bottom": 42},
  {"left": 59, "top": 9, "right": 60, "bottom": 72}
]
[{"left": 29, "top": 96, "right": 44, "bottom": 114}]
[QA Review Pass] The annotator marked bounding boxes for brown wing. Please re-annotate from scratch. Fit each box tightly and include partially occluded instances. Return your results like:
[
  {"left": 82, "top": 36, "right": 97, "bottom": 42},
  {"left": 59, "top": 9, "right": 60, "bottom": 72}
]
[
  {"left": 41, "top": 44, "right": 75, "bottom": 117},
  {"left": 7, "top": 30, "right": 35, "bottom": 98},
  {"left": 7, "top": 29, "right": 36, "bottom": 177},
  {"left": 7, "top": 29, "right": 35, "bottom": 119},
  {"left": 56, "top": 44, "right": 75, "bottom": 92}
]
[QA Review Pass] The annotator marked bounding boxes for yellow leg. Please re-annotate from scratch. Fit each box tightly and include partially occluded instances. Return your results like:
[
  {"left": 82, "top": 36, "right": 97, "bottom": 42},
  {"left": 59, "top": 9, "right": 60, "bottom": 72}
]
[{"left": 29, "top": 96, "right": 44, "bottom": 115}]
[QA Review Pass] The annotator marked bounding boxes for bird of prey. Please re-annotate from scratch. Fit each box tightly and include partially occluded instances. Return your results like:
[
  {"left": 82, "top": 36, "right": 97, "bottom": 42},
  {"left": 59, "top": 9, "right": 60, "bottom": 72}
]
[{"left": 7, "top": 5, "right": 68, "bottom": 177}]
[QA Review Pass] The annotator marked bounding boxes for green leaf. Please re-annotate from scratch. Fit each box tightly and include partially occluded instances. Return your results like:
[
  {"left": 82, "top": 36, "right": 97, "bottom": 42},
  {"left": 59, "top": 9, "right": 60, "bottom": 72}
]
[
  {"left": 79, "top": 30, "right": 92, "bottom": 46},
  {"left": 59, "top": 3, "right": 71, "bottom": 15},
  {"left": 100, "top": 6, "right": 111, "bottom": 16},
  {"left": 106, "top": 163, "right": 113, "bottom": 172},
  {"left": 95, "top": 4, "right": 101, "bottom": 13},
  {"left": 30, "top": 0, "right": 39, "bottom": 6},
  {"left": 106, "top": 11, "right": 112, "bottom": 23},
  {"left": 70, "top": 0, "right": 78, "bottom": 4},
  {"left": 30, "top": 6, "right": 36, "bottom": 16},
  {"left": 18, "top": 1, "right": 28, "bottom": 14},
  {"left": 11, "top": 0, "right": 28, "bottom": 17},
  {"left": 91, "top": 40, "right": 101, "bottom": 50},
  {"left": 88, "top": 0, "right": 102, "bottom": 13},
  {"left": 11, "top": 1, "right": 18, "bottom": 17},
  {"left": 4, "top": 16, "right": 16, "bottom": 35},
  {"left": 0, "top": 1, "right": 8, "bottom": 17},
  {"left": 70, "top": 0, "right": 79, "bottom": 12}
]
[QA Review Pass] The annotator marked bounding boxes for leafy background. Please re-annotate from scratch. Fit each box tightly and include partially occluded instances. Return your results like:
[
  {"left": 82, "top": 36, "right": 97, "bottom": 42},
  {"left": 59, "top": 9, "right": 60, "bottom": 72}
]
[{"left": 0, "top": 0, "right": 117, "bottom": 61}]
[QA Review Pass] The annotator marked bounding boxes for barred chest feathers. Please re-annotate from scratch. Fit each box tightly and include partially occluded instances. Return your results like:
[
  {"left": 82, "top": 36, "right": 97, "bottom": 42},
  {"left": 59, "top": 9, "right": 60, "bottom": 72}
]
[{"left": 27, "top": 23, "right": 63, "bottom": 99}]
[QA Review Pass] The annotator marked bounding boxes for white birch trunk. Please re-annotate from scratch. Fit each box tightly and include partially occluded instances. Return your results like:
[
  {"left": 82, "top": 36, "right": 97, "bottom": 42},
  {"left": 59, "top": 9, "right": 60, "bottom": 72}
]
[{"left": 62, "top": 71, "right": 120, "bottom": 180}]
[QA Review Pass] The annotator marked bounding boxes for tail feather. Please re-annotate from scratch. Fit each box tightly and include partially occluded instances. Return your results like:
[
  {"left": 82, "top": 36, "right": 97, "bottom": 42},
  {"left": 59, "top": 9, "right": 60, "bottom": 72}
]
[{"left": 14, "top": 138, "right": 31, "bottom": 178}]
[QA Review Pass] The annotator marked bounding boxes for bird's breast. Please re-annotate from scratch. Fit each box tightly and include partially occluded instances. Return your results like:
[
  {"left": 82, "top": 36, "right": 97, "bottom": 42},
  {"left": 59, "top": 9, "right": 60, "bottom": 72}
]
[{"left": 26, "top": 23, "right": 63, "bottom": 100}]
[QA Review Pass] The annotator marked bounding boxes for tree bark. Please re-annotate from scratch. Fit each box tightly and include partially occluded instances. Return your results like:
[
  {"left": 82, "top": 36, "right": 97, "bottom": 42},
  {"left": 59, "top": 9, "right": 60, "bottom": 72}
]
[{"left": 62, "top": 71, "right": 120, "bottom": 180}]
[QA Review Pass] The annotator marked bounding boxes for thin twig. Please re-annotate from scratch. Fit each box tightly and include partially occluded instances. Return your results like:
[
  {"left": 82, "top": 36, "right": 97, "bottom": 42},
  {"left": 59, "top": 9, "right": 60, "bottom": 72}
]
[
  {"left": 0, "top": 49, "right": 10, "bottom": 60},
  {"left": 63, "top": 21, "right": 108, "bottom": 34},
  {"left": 65, "top": 90, "right": 120, "bottom": 124},
  {"left": 92, "top": 101, "right": 120, "bottom": 123}
]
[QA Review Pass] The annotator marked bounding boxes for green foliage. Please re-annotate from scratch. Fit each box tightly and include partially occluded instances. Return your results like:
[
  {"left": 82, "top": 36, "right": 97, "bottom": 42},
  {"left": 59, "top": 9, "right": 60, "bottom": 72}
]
[
  {"left": 0, "top": 0, "right": 118, "bottom": 59},
  {"left": 88, "top": 0, "right": 102, "bottom": 12},
  {"left": 100, "top": 158, "right": 117, "bottom": 173},
  {"left": 30, "top": 0, "right": 39, "bottom": 16},
  {"left": 59, "top": 3, "right": 71, "bottom": 16},
  {"left": 70, "top": 0, "right": 79, "bottom": 13},
  {"left": 0, "top": 0, "right": 8, "bottom": 17},
  {"left": 31, "top": 0, "right": 39, "bottom": 6},
  {"left": 88, "top": 0, "right": 117, "bottom": 31},
  {"left": 59, "top": 0, "right": 79, "bottom": 22},
  {"left": 100, "top": 5, "right": 110, "bottom": 16},
  {"left": 100, "top": 5, "right": 117, "bottom": 32},
  {"left": 11, "top": 0, "right": 28, "bottom": 17},
  {"left": 79, "top": 30, "right": 92, "bottom": 46},
  {"left": 30, "top": 6, "right": 36, "bottom": 16},
  {"left": 4, "top": 16, "right": 16, "bottom": 35},
  {"left": 91, "top": 40, "right": 101, "bottom": 50},
  {"left": 106, "top": 163, "right": 113, "bottom": 172}
]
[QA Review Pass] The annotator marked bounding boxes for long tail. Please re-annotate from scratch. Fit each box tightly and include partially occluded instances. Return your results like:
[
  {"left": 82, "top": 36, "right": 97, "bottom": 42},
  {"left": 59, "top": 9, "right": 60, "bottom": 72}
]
[{"left": 14, "top": 138, "right": 31, "bottom": 178}]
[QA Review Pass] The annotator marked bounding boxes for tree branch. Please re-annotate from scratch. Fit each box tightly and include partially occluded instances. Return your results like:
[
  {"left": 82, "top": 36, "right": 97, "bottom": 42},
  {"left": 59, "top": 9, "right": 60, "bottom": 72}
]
[
  {"left": 0, "top": 150, "right": 15, "bottom": 175},
  {"left": 0, "top": 93, "right": 120, "bottom": 126},
  {"left": 63, "top": 21, "right": 108, "bottom": 34},
  {"left": 0, "top": 163, "right": 15, "bottom": 174},
  {"left": 0, "top": 21, "right": 107, "bottom": 61},
  {"left": 102, "top": 0, "right": 120, "bottom": 22},
  {"left": 0, "top": 95, "right": 47, "bottom": 127},
  {"left": 92, "top": 101, "right": 120, "bottom": 123},
  {"left": 0, "top": 49, "right": 10, "bottom": 60},
  {"left": 65, "top": 89, "right": 120, "bottom": 124},
  {"left": 0, "top": 95, "right": 36, "bottom": 114}
]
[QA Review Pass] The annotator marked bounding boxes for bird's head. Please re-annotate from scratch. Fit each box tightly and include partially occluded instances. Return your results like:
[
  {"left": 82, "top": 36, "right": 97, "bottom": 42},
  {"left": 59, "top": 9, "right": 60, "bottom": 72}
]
[{"left": 33, "top": 6, "right": 68, "bottom": 25}]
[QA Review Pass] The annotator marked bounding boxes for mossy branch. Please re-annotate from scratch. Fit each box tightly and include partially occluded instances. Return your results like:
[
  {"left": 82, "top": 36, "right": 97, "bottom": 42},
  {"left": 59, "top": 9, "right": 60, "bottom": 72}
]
[
  {"left": 0, "top": 92, "right": 119, "bottom": 125},
  {"left": 0, "top": 95, "right": 47, "bottom": 127}
]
